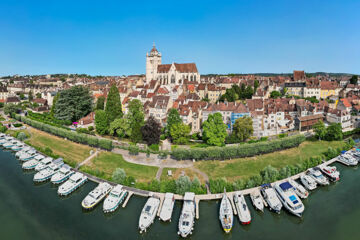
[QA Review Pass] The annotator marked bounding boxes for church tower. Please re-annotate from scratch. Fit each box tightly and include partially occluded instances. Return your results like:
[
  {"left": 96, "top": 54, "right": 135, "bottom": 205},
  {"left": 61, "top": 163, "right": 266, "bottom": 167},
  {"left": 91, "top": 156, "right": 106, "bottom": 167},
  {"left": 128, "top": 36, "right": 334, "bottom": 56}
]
[{"left": 146, "top": 43, "right": 162, "bottom": 84}]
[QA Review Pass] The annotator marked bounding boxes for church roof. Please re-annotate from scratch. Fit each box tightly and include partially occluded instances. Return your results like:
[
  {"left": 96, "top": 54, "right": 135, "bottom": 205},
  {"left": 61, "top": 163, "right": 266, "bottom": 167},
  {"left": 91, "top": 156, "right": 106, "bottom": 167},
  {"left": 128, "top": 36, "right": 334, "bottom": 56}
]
[
  {"left": 157, "top": 63, "right": 198, "bottom": 73},
  {"left": 150, "top": 45, "right": 158, "bottom": 53}
]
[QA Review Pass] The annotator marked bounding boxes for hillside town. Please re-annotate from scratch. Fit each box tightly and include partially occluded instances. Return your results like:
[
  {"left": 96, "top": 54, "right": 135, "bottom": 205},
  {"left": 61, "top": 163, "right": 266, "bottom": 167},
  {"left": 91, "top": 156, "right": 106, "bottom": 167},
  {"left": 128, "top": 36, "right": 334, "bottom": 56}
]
[{"left": 1, "top": 45, "right": 359, "bottom": 139}]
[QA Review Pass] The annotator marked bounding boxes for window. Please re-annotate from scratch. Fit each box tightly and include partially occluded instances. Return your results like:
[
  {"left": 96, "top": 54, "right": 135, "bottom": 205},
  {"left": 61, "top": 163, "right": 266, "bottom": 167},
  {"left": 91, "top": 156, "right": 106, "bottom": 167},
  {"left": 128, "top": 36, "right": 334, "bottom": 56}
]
[{"left": 171, "top": 74, "right": 175, "bottom": 84}]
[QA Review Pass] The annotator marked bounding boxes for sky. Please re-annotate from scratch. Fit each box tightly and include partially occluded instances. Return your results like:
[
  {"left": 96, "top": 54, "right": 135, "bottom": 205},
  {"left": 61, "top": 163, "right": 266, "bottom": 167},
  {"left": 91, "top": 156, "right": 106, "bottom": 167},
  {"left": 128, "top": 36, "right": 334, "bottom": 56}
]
[{"left": 0, "top": 0, "right": 359, "bottom": 76}]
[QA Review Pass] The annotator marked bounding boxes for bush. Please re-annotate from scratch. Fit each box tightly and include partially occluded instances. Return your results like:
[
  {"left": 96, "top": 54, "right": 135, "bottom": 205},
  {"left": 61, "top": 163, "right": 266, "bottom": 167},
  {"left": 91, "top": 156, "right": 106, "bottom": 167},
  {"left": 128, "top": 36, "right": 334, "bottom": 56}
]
[
  {"left": 88, "top": 126, "right": 94, "bottom": 131},
  {"left": 128, "top": 145, "right": 139, "bottom": 155},
  {"left": 16, "top": 132, "right": 27, "bottom": 141},
  {"left": 278, "top": 133, "right": 288, "bottom": 138},
  {"left": 209, "top": 178, "right": 233, "bottom": 193},
  {"left": 0, "top": 125, "right": 7, "bottom": 133},
  {"left": 112, "top": 168, "right": 126, "bottom": 184},
  {"left": 148, "top": 144, "right": 159, "bottom": 152},
  {"left": 13, "top": 123, "right": 23, "bottom": 128}
]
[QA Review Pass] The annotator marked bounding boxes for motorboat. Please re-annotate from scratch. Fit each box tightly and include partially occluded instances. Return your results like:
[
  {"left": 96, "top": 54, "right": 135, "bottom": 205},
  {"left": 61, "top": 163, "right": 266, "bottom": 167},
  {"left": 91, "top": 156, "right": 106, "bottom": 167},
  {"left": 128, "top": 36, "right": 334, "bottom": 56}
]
[
  {"left": 51, "top": 164, "right": 74, "bottom": 184},
  {"left": 178, "top": 192, "right": 196, "bottom": 238},
  {"left": 33, "top": 160, "right": 64, "bottom": 182},
  {"left": 138, "top": 196, "right": 161, "bottom": 233},
  {"left": 103, "top": 185, "right": 128, "bottom": 213},
  {"left": 16, "top": 146, "right": 33, "bottom": 157},
  {"left": 249, "top": 189, "right": 264, "bottom": 212},
  {"left": 274, "top": 182, "right": 305, "bottom": 217},
  {"left": 11, "top": 142, "right": 26, "bottom": 151},
  {"left": 288, "top": 179, "right": 309, "bottom": 199},
  {"left": 159, "top": 193, "right": 175, "bottom": 222},
  {"left": 0, "top": 136, "right": 13, "bottom": 145},
  {"left": 82, "top": 182, "right": 112, "bottom": 210},
  {"left": 234, "top": 191, "right": 251, "bottom": 224},
  {"left": 337, "top": 154, "right": 358, "bottom": 166},
  {"left": 19, "top": 150, "right": 37, "bottom": 161},
  {"left": 22, "top": 159, "right": 40, "bottom": 170},
  {"left": 307, "top": 168, "right": 329, "bottom": 186},
  {"left": 300, "top": 175, "right": 317, "bottom": 190},
  {"left": 319, "top": 165, "right": 340, "bottom": 182},
  {"left": 0, "top": 133, "right": 6, "bottom": 139},
  {"left": 260, "top": 184, "right": 282, "bottom": 214},
  {"left": 219, "top": 190, "right": 233, "bottom": 233},
  {"left": 58, "top": 172, "right": 88, "bottom": 196},
  {"left": 3, "top": 140, "right": 18, "bottom": 149},
  {"left": 35, "top": 157, "right": 53, "bottom": 171}
]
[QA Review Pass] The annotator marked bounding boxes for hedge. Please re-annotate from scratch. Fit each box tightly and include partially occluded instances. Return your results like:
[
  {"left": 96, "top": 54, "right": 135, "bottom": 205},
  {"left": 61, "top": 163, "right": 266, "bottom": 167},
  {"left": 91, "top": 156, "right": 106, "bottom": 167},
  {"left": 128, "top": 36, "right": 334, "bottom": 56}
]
[
  {"left": 16, "top": 114, "right": 112, "bottom": 150},
  {"left": 171, "top": 134, "right": 306, "bottom": 160}
]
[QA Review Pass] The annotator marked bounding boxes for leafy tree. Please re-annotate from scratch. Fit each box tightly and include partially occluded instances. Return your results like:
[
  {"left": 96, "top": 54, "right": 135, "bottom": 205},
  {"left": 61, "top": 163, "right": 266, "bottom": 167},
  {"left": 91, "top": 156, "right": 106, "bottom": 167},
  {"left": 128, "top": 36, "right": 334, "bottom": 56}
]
[
  {"left": 313, "top": 120, "right": 326, "bottom": 140},
  {"left": 112, "top": 168, "right": 126, "bottom": 184},
  {"left": 50, "top": 92, "right": 60, "bottom": 116},
  {"left": 254, "top": 80, "right": 259, "bottom": 92},
  {"left": 96, "top": 96, "right": 105, "bottom": 110},
  {"left": 170, "top": 122, "right": 191, "bottom": 144},
  {"left": 54, "top": 86, "right": 93, "bottom": 122},
  {"left": 105, "top": 85, "right": 122, "bottom": 123},
  {"left": 19, "top": 93, "right": 25, "bottom": 100},
  {"left": 349, "top": 75, "right": 358, "bottom": 85},
  {"left": 232, "top": 116, "right": 253, "bottom": 142},
  {"left": 141, "top": 116, "right": 161, "bottom": 145},
  {"left": 109, "top": 117, "right": 131, "bottom": 138},
  {"left": 202, "top": 112, "right": 227, "bottom": 146},
  {"left": 16, "top": 132, "right": 27, "bottom": 141},
  {"left": 127, "top": 99, "right": 144, "bottom": 143},
  {"left": 36, "top": 93, "right": 42, "bottom": 98},
  {"left": 281, "top": 87, "right": 288, "bottom": 96},
  {"left": 260, "top": 165, "right": 279, "bottom": 183},
  {"left": 175, "top": 176, "right": 192, "bottom": 195},
  {"left": 325, "top": 123, "right": 343, "bottom": 141},
  {"left": 95, "top": 110, "right": 108, "bottom": 135},
  {"left": 166, "top": 108, "right": 182, "bottom": 137},
  {"left": 270, "top": 90, "right": 281, "bottom": 99},
  {"left": 4, "top": 103, "right": 19, "bottom": 115},
  {"left": 28, "top": 90, "right": 33, "bottom": 101}
]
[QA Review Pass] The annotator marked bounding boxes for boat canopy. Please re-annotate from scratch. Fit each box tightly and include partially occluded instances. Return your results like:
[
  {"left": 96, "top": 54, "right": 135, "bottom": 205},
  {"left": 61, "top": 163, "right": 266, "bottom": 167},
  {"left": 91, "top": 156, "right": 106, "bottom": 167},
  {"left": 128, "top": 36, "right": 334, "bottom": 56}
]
[{"left": 279, "top": 182, "right": 293, "bottom": 191}]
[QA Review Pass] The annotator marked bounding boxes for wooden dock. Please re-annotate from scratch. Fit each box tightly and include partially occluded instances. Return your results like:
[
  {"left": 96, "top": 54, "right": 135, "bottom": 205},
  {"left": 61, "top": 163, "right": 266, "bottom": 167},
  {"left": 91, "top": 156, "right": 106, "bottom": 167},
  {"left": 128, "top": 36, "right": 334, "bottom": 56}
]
[
  {"left": 122, "top": 191, "right": 133, "bottom": 208},
  {"left": 156, "top": 194, "right": 165, "bottom": 217},
  {"left": 195, "top": 197, "right": 200, "bottom": 219},
  {"left": 226, "top": 192, "right": 237, "bottom": 215}
]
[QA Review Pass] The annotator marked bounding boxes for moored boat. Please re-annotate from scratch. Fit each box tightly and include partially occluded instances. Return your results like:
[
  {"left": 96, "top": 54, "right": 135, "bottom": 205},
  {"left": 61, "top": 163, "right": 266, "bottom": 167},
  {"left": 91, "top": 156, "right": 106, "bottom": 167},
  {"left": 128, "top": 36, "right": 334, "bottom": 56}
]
[
  {"left": 260, "top": 184, "right": 282, "bottom": 214},
  {"left": 11, "top": 142, "right": 25, "bottom": 151},
  {"left": 82, "top": 182, "right": 113, "bottom": 210},
  {"left": 288, "top": 179, "right": 309, "bottom": 199},
  {"left": 337, "top": 154, "right": 357, "bottom": 166},
  {"left": 138, "top": 196, "right": 161, "bottom": 233},
  {"left": 35, "top": 157, "right": 53, "bottom": 172},
  {"left": 300, "top": 175, "right": 317, "bottom": 190},
  {"left": 319, "top": 165, "right": 340, "bottom": 182},
  {"left": 19, "top": 150, "right": 37, "bottom": 161},
  {"left": 249, "top": 189, "right": 264, "bottom": 212},
  {"left": 3, "top": 140, "right": 18, "bottom": 149},
  {"left": 103, "top": 184, "right": 128, "bottom": 213},
  {"left": 22, "top": 159, "right": 39, "bottom": 170},
  {"left": 178, "top": 192, "right": 196, "bottom": 238},
  {"left": 16, "top": 146, "right": 33, "bottom": 157},
  {"left": 33, "top": 160, "right": 64, "bottom": 182},
  {"left": 234, "top": 191, "right": 251, "bottom": 224},
  {"left": 219, "top": 190, "right": 234, "bottom": 233},
  {"left": 58, "top": 172, "right": 88, "bottom": 196},
  {"left": 51, "top": 164, "right": 74, "bottom": 184},
  {"left": 274, "top": 182, "right": 304, "bottom": 217},
  {"left": 307, "top": 167, "right": 329, "bottom": 186},
  {"left": 159, "top": 192, "right": 175, "bottom": 222}
]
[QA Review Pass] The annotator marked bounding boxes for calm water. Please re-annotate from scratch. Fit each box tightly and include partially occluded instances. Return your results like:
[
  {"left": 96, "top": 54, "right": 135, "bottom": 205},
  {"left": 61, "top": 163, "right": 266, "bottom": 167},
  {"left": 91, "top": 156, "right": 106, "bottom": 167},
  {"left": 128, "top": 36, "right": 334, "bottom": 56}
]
[{"left": 1, "top": 149, "right": 360, "bottom": 240}]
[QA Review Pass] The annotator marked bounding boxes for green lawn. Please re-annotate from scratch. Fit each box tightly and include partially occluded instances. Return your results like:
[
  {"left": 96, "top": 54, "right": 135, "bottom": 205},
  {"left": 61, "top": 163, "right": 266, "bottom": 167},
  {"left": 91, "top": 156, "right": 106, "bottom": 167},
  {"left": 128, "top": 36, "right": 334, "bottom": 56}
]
[
  {"left": 80, "top": 152, "right": 158, "bottom": 183},
  {"left": 194, "top": 140, "right": 346, "bottom": 182}
]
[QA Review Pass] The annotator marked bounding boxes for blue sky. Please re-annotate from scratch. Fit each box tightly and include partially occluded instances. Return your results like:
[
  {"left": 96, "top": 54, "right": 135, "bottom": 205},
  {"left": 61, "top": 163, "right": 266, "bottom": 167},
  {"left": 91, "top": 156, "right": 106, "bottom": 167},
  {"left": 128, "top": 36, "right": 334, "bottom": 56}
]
[{"left": 0, "top": 0, "right": 359, "bottom": 76}]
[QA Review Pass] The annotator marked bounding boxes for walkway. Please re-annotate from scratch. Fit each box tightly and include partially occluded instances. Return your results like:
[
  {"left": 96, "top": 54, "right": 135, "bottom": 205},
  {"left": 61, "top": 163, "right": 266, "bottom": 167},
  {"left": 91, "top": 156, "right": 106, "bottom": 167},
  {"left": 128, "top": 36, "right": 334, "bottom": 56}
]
[{"left": 76, "top": 150, "right": 100, "bottom": 170}]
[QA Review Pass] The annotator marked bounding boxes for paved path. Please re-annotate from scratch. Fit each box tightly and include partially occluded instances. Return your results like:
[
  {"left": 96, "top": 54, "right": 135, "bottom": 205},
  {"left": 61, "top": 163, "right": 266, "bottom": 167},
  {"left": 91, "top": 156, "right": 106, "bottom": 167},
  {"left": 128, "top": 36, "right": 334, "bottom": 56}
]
[
  {"left": 156, "top": 167, "right": 163, "bottom": 180},
  {"left": 76, "top": 150, "right": 100, "bottom": 170}
]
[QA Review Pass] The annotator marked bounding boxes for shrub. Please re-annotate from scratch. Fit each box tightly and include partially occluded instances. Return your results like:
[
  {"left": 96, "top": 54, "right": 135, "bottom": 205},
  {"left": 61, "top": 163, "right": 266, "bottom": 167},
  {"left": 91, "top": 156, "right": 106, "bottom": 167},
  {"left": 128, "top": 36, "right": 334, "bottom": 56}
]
[
  {"left": 128, "top": 145, "right": 139, "bottom": 155},
  {"left": 175, "top": 176, "right": 192, "bottom": 195},
  {"left": 148, "top": 144, "right": 159, "bottom": 152},
  {"left": 13, "top": 123, "right": 23, "bottom": 128},
  {"left": 16, "top": 132, "right": 27, "bottom": 141},
  {"left": 0, "top": 125, "right": 7, "bottom": 133},
  {"left": 88, "top": 126, "right": 94, "bottom": 131},
  {"left": 112, "top": 168, "right": 126, "bottom": 184}
]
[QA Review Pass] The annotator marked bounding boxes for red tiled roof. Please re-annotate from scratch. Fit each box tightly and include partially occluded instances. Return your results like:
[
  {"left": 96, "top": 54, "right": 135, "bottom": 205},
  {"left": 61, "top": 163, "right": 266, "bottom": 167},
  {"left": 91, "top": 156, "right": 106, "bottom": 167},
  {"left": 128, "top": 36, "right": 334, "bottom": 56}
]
[{"left": 340, "top": 98, "right": 352, "bottom": 108}]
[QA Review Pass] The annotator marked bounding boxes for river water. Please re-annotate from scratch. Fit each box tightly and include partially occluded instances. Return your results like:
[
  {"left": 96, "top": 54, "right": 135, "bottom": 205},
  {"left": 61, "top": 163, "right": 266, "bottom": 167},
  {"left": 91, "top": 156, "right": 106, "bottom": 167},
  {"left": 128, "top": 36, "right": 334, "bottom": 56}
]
[{"left": 1, "top": 148, "right": 360, "bottom": 240}]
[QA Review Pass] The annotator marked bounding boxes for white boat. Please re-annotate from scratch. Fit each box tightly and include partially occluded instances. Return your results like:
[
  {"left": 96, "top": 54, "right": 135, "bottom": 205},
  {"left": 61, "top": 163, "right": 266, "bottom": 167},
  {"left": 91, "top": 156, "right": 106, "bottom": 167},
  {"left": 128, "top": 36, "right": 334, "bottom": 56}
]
[
  {"left": 35, "top": 157, "right": 53, "bottom": 171},
  {"left": 33, "top": 160, "right": 64, "bottom": 182},
  {"left": 82, "top": 182, "right": 113, "bottom": 210},
  {"left": 319, "top": 165, "right": 340, "bottom": 182},
  {"left": 159, "top": 193, "right": 175, "bottom": 222},
  {"left": 11, "top": 142, "right": 26, "bottom": 151},
  {"left": 103, "top": 185, "right": 128, "bottom": 213},
  {"left": 300, "top": 175, "right": 317, "bottom": 190},
  {"left": 178, "top": 192, "right": 196, "bottom": 238},
  {"left": 138, "top": 196, "right": 160, "bottom": 233},
  {"left": 307, "top": 168, "right": 329, "bottom": 186},
  {"left": 274, "top": 182, "right": 305, "bottom": 217},
  {"left": 219, "top": 190, "right": 234, "bottom": 233},
  {"left": 16, "top": 146, "right": 33, "bottom": 157},
  {"left": 51, "top": 164, "right": 74, "bottom": 184},
  {"left": 0, "top": 133, "right": 6, "bottom": 139},
  {"left": 288, "top": 179, "right": 309, "bottom": 199},
  {"left": 0, "top": 136, "right": 13, "bottom": 145},
  {"left": 58, "top": 172, "right": 88, "bottom": 196},
  {"left": 22, "top": 159, "right": 39, "bottom": 170},
  {"left": 249, "top": 189, "right": 264, "bottom": 212},
  {"left": 19, "top": 150, "right": 37, "bottom": 161},
  {"left": 260, "top": 184, "right": 282, "bottom": 214},
  {"left": 3, "top": 140, "right": 18, "bottom": 149},
  {"left": 337, "top": 154, "right": 358, "bottom": 166},
  {"left": 234, "top": 191, "right": 251, "bottom": 224}
]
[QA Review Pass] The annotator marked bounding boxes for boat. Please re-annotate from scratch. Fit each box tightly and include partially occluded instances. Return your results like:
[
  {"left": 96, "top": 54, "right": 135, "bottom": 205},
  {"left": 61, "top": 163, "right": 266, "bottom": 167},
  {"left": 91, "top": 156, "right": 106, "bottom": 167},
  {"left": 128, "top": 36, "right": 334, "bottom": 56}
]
[
  {"left": 319, "top": 165, "right": 340, "bottom": 182},
  {"left": 22, "top": 159, "right": 40, "bottom": 170},
  {"left": 0, "top": 133, "right": 6, "bottom": 139},
  {"left": 82, "top": 182, "right": 113, "bottom": 210},
  {"left": 178, "top": 192, "right": 196, "bottom": 238},
  {"left": 138, "top": 196, "right": 161, "bottom": 233},
  {"left": 33, "top": 160, "right": 64, "bottom": 182},
  {"left": 260, "top": 184, "right": 282, "bottom": 214},
  {"left": 234, "top": 191, "right": 251, "bottom": 224},
  {"left": 249, "top": 189, "right": 264, "bottom": 212},
  {"left": 19, "top": 150, "right": 37, "bottom": 161},
  {"left": 159, "top": 192, "right": 175, "bottom": 222},
  {"left": 16, "top": 146, "right": 33, "bottom": 157},
  {"left": 219, "top": 190, "right": 234, "bottom": 233},
  {"left": 11, "top": 142, "right": 26, "bottom": 151},
  {"left": 51, "top": 164, "right": 74, "bottom": 184},
  {"left": 103, "top": 185, "right": 128, "bottom": 213},
  {"left": 0, "top": 136, "right": 13, "bottom": 145},
  {"left": 3, "top": 140, "right": 18, "bottom": 149},
  {"left": 288, "top": 179, "right": 309, "bottom": 199},
  {"left": 307, "top": 168, "right": 329, "bottom": 186},
  {"left": 337, "top": 154, "right": 358, "bottom": 166},
  {"left": 58, "top": 172, "right": 88, "bottom": 196},
  {"left": 274, "top": 182, "right": 305, "bottom": 217},
  {"left": 300, "top": 175, "right": 317, "bottom": 190},
  {"left": 35, "top": 157, "right": 53, "bottom": 171}
]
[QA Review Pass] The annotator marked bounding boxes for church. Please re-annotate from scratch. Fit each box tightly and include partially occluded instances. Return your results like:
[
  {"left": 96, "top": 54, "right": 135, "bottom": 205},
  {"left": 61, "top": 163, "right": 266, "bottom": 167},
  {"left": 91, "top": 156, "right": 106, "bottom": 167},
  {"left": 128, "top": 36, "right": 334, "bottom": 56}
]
[{"left": 145, "top": 44, "right": 200, "bottom": 86}]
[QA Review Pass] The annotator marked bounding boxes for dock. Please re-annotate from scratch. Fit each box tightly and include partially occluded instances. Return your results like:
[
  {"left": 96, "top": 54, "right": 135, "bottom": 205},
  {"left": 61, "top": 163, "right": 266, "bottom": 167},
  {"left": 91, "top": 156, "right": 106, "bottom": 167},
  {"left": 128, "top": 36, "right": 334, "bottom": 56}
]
[
  {"left": 226, "top": 192, "right": 237, "bottom": 215},
  {"left": 156, "top": 193, "right": 165, "bottom": 217},
  {"left": 195, "top": 196, "right": 200, "bottom": 219},
  {"left": 122, "top": 191, "right": 133, "bottom": 208}
]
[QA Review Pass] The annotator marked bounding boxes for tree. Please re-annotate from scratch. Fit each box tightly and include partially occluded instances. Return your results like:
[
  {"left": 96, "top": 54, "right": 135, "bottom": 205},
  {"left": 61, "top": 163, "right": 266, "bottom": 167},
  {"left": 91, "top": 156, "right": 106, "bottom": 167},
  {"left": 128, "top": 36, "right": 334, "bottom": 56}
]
[
  {"left": 54, "top": 86, "right": 93, "bottom": 122},
  {"left": 96, "top": 96, "right": 105, "bottom": 110},
  {"left": 4, "top": 103, "right": 19, "bottom": 115},
  {"left": 165, "top": 108, "right": 182, "bottom": 137},
  {"left": 281, "top": 87, "right": 288, "bottom": 96},
  {"left": 313, "top": 120, "right": 326, "bottom": 140},
  {"left": 270, "top": 90, "right": 281, "bottom": 99},
  {"left": 109, "top": 117, "right": 131, "bottom": 138},
  {"left": 28, "top": 90, "right": 33, "bottom": 101},
  {"left": 105, "top": 84, "right": 122, "bottom": 123},
  {"left": 325, "top": 123, "right": 343, "bottom": 141},
  {"left": 254, "top": 80, "right": 259, "bottom": 92},
  {"left": 95, "top": 110, "right": 108, "bottom": 135},
  {"left": 202, "top": 112, "right": 227, "bottom": 146},
  {"left": 127, "top": 99, "right": 144, "bottom": 143},
  {"left": 170, "top": 122, "right": 191, "bottom": 144},
  {"left": 36, "top": 93, "right": 42, "bottom": 98},
  {"left": 19, "top": 93, "right": 25, "bottom": 100},
  {"left": 232, "top": 116, "right": 253, "bottom": 142},
  {"left": 50, "top": 92, "right": 60, "bottom": 116},
  {"left": 175, "top": 176, "right": 192, "bottom": 195},
  {"left": 141, "top": 116, "right": 161, "bottom": 145},
  {"left": 112, "top": 168, "right": 126, "bottom": 184},
  {"left": 349, "top": 75, "right": 358, "bottom": 85}
]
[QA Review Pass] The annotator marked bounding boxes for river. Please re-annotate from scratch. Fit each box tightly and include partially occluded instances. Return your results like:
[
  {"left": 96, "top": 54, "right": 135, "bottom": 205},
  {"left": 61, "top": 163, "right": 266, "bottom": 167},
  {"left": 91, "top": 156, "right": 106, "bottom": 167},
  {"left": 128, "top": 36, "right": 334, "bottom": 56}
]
[{"left": 1, "top": 148, "right": 360, "bottom": 240}]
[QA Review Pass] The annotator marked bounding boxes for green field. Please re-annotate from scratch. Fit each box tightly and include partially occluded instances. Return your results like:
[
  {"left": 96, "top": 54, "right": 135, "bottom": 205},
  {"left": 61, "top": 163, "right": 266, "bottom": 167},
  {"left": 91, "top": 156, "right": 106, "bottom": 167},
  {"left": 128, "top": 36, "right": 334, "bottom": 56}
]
[
  {"left": 80, "top": 152, "right": 158, "bottom": 183},
  {"left": 194, "top": 140, "right": 346, "bottom": 181}
]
